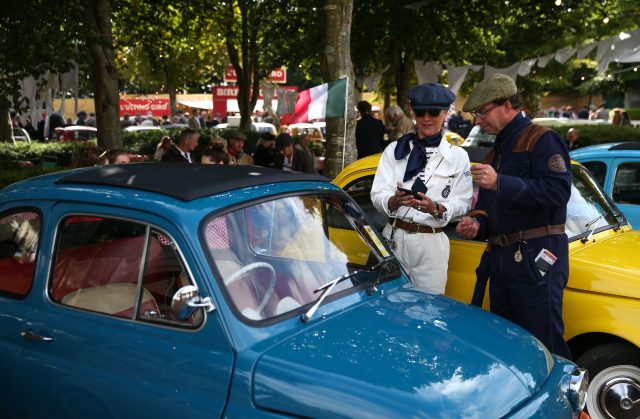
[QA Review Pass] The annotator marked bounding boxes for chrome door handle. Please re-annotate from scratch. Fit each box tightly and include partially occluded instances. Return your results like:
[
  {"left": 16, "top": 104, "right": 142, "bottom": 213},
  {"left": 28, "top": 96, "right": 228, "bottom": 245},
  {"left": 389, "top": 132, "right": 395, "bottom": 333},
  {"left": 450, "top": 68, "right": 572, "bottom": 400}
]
[{"left": 21, "top": 330, "right": 53, "bottom": 342}]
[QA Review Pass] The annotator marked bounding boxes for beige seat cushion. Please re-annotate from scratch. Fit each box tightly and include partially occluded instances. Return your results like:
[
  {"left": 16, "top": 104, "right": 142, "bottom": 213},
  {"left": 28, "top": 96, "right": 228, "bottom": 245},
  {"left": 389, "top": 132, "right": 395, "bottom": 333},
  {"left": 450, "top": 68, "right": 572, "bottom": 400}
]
[{"left": 62, "top": 283, "right": 158, "bottom": 317}]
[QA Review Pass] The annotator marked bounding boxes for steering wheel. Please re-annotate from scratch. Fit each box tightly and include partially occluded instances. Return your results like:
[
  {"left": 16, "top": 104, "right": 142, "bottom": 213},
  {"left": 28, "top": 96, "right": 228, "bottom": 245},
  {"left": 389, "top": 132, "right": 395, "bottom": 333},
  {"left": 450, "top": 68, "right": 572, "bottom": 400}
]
[{"left": 224, "top": 262, "right": 276, "bottom": 315}]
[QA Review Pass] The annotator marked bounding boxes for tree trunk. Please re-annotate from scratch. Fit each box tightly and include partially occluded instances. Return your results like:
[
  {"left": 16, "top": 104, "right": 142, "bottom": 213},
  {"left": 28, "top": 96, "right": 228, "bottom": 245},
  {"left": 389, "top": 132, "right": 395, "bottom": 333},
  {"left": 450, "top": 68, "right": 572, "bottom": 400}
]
[
  {"left": 393, "top": 49, "right": 413, "bottom": 113},
  {"left": 83, "top": 0, "right": 121, "bottom": 151},
  {"left": 320, "top": 0, "right": 356, "bottom": 180},
  {"left": 0, "top": 109, "right": 12, "bottom": 142},
  {"left": 167, "top": 76, "right": 177, "bottom": 120}
]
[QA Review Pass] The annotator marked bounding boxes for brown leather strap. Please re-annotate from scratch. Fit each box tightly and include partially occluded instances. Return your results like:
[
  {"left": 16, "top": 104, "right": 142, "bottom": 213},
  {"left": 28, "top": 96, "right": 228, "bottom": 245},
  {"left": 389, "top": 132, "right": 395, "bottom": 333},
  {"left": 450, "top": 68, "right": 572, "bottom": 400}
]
[
  {"left": 512, "top": 124, "right": 550, "bottom": 152},
  {"left": 390, "top": 218, "right": 444, "bottom": 234},
  {"left": 467, "top": 209, "right": 488, "bottom": 218},
  {"left": 488, "top": 224, "right": 565, "bottom": 247}
]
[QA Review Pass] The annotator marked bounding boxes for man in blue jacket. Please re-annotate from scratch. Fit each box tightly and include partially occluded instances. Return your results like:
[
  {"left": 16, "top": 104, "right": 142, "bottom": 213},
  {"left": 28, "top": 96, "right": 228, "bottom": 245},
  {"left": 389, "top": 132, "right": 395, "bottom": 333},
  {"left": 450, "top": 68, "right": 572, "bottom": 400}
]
[{"left": 455, "top": 74, "right": 572, "bottom": 359}]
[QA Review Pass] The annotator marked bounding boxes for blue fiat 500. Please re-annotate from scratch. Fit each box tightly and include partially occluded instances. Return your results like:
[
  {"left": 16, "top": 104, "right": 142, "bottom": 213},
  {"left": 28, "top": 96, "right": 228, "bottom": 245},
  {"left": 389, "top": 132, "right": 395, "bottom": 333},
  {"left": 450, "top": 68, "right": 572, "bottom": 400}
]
[{"left": 0, "top": 164, "right": 587, "bottom": 418}]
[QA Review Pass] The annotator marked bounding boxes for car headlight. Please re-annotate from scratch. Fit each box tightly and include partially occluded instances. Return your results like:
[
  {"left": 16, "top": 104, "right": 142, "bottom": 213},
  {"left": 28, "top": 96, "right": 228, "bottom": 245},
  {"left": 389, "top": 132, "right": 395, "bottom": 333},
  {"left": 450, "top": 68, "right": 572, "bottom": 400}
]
[{"left": 568, "top": 367, "right": 589, "bottom": 412}]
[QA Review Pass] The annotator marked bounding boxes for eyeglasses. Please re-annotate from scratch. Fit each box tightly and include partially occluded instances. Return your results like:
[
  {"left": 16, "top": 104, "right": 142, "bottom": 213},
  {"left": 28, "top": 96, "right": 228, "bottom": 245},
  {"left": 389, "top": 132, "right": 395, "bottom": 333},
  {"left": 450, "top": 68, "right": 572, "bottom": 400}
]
[
  {"left": 413, "top": 108, "right": 442, "bottom": 118},
  {"left": 470, "top": 103, "right": 501, "bottom": 119}
]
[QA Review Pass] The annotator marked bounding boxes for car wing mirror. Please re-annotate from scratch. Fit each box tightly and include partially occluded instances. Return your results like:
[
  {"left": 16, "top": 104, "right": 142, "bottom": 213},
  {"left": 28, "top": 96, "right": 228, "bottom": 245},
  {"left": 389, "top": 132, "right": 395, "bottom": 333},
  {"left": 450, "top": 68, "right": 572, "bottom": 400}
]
[{"left": 171, "top": 285, "right": 215, "bottom": 320}]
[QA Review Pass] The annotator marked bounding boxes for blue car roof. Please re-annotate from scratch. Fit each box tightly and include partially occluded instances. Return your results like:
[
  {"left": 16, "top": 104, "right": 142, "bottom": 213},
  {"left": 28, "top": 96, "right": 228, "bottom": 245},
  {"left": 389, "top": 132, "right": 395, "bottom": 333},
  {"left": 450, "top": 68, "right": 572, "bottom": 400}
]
[
  {"left": 55, "top": 163, "right": 328, "bottom": 202},
  {"left": 570, "top": 141, "right": 640, "bottom": 159}
]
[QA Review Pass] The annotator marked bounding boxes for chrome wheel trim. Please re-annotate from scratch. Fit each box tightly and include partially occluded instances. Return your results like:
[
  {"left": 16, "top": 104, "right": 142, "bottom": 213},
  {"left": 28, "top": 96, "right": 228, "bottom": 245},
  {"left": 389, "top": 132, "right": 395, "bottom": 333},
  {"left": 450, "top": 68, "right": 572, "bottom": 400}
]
[{"left": 586, "top": 365, "right": 640, "bottom": 419}]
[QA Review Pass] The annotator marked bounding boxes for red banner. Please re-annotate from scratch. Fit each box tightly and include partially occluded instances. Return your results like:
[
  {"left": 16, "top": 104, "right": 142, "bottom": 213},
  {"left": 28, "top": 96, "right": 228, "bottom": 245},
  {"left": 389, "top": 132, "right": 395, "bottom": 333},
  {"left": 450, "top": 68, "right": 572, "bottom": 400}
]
[
  {"left": 223, "top": 65, "right": 287, "bottom": 84},
  {"left": 119, "top": 98, "right": 170, "bottom": 117}
]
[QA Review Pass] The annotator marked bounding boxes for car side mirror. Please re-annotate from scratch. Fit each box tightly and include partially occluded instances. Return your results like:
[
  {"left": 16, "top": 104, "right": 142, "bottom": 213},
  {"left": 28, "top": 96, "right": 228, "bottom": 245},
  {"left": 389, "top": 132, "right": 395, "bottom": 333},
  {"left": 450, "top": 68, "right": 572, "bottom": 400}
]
[{"left": 171, "top": 285, "right": 215, "bottom": 320}]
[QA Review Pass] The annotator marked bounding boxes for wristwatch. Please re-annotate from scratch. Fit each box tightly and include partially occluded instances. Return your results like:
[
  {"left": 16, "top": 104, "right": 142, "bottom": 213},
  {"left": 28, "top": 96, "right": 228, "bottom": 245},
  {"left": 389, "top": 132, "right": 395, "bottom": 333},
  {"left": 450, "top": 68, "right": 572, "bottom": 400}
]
[{"left": 431, "top": 203, "right": 439, "bottom": 217}]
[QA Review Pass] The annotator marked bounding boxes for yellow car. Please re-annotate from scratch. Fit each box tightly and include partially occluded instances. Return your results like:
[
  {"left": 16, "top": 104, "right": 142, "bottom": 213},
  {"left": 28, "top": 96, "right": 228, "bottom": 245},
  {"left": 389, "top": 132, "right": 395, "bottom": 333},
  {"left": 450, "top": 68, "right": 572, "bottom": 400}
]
[{"left": 334, "top": 150, "right": 640, "bottom": 419}]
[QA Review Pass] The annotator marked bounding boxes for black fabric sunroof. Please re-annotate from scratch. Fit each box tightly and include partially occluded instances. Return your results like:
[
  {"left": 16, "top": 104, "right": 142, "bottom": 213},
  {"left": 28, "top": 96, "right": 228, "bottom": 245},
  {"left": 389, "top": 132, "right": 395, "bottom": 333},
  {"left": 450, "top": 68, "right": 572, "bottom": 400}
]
[
  {"left": 56, "top": 163, "right": 329, "bottom": 201},
  {"left": 609, "top": 141, "right": 640, "bottom": 151}
]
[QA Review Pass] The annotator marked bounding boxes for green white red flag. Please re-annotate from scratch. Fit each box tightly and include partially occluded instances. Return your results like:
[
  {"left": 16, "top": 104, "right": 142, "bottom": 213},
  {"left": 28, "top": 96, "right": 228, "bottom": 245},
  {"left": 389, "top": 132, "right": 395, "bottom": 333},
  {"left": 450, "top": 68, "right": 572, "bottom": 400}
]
[{"left": 292, "top": 78, "right": 347, "bottom": 123}]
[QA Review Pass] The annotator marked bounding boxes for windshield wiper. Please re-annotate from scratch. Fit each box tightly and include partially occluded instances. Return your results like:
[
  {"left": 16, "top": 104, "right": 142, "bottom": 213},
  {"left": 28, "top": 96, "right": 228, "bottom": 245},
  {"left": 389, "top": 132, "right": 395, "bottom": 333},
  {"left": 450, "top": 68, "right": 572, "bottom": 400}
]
[
  {"left": 300, "top": 258, "right": 393, "bottom": 323},
  {"left": 581, "top": 214, "right": 604, "bottom": 244}
]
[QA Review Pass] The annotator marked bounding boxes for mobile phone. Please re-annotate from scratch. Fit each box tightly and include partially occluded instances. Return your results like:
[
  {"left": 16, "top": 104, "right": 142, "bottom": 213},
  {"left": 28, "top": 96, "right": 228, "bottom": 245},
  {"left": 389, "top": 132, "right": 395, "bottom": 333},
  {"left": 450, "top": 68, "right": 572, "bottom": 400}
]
[{"left": 397, "top": 187, "right": 423, "bottom": 200}]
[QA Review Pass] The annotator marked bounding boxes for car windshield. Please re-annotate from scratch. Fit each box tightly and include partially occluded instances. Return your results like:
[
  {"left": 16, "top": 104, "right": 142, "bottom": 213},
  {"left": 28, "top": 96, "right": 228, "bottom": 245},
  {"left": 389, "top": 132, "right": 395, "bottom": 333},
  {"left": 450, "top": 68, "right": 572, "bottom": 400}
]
[
  {"left": 566, "top": 165, "right": 624, "bottom": 240},
  {"left": 201, "top": 192, "right": 401, "bottom": 322}
]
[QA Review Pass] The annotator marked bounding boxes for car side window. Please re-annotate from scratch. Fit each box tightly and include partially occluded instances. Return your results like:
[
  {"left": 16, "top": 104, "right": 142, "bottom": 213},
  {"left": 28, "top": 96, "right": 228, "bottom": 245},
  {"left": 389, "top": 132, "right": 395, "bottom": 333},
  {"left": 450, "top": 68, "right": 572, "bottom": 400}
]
[
  {"left": 581, "top": 161, "right": 607, "bottom": 187},
  {"left": 613, "top": 162, "right": 640, "bottom": 205},
  {"left": 50, "top": 216, "right": 201, "bottom": 326},
  {"left": 0, "top": 210, "right": 40, "bottom": 297},
  {"left": 343, "top": 176, "right": 388, "bottom": 231}
]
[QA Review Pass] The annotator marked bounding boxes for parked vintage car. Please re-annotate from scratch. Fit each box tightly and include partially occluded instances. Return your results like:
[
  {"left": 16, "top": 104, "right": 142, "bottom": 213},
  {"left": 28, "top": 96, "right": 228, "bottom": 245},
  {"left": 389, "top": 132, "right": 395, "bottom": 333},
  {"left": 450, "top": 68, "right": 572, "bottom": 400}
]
[
  {"left": 54, "top": 125, "right": 98, "bottom": 142},
  {"left": 0, "top": 164, "right": 587, "bottom": 417},
  {"left": 570, "top": 141, "right": 640, "bottom": 229},
  {"left": 334, "top": 149, "right": 638, "bottom": 419}
]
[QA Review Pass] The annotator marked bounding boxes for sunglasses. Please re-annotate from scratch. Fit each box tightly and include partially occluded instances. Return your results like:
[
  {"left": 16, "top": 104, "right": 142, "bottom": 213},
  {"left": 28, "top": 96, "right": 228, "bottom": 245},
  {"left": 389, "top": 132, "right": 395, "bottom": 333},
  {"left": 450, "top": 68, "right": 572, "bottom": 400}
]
[{"left": 413, "top": 108, "right": 442, "bottom": 118}]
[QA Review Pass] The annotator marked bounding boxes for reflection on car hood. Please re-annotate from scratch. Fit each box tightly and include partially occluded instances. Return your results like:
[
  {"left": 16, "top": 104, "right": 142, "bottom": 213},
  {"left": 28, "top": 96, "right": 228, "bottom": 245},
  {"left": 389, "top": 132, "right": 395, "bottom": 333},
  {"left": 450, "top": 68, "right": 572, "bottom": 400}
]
[
  {"left": 569, "top": 229, "right": 640, "bottom": 298},
  {"left": 253, "top": 289, "right": 550, "bottom": 417}
]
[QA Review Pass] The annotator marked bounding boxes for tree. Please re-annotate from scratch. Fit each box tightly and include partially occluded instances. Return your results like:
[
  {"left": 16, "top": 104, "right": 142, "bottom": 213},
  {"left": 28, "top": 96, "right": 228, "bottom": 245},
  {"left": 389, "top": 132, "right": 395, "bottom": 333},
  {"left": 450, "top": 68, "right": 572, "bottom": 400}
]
[
  {"left": 114, "top": 0, "right": 226, "bottom": 118},
  {"left": 84, "top": 0, "right": 122, "bottom": 151},
  {"left": 0, "top": 0, "right": 83, "bottom": 140},
  {"left": 320, "top": 0, "right": 357, "bottom": 179}
]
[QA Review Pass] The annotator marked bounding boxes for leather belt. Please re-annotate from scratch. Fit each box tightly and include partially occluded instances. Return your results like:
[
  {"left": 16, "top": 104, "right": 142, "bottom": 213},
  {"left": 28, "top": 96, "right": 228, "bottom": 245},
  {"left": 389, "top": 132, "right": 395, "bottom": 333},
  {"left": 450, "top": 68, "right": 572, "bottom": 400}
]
[
  {"left": 390, "top": 218, "right": 444, "bottom": 234},
  {"left": 488, "top": 224, "right": 565, "bottom": 247}
]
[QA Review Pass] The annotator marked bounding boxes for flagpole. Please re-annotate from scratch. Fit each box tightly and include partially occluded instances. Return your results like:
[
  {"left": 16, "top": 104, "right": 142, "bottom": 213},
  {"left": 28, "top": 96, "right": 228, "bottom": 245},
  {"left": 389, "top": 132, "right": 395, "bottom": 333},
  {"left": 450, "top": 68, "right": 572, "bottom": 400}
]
[{"left": 341, "top": 76, "right": 349, "bottom": 171}]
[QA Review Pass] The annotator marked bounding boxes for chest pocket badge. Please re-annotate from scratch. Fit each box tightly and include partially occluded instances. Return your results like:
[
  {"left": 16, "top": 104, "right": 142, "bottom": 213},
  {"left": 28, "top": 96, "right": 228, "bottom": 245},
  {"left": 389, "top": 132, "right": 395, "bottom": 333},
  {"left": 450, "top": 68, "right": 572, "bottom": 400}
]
[{"left": 442, "top": 185, "right": 451, "bottom": 198}]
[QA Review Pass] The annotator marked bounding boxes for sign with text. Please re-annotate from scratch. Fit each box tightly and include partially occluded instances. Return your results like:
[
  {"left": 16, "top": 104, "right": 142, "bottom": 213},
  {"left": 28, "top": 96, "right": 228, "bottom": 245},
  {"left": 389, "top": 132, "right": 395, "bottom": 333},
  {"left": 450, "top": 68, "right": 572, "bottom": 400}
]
[
  {"left": 212, "top": 85, "right": 297, "bottom": 116},
  {"left": 120, "top": 98, "right": 170, "bottom": 117},
  {"left": 223, "top": 65, "right": 287, "bottom": 84}
]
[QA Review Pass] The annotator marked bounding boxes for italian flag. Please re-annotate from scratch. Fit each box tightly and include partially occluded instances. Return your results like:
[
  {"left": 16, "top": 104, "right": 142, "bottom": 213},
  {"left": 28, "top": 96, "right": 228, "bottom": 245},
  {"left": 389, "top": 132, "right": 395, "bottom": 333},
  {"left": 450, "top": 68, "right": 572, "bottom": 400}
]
[{"left": 292, "top": 78, "right": 347, "bottom": 123}]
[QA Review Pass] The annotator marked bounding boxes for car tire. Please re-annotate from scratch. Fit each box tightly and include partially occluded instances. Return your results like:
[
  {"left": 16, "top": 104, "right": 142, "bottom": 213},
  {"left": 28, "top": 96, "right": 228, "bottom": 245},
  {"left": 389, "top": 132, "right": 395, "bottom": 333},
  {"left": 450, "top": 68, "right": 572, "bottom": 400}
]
[{"left": 576, "top": 342, "right": 640, "bottom": 419}]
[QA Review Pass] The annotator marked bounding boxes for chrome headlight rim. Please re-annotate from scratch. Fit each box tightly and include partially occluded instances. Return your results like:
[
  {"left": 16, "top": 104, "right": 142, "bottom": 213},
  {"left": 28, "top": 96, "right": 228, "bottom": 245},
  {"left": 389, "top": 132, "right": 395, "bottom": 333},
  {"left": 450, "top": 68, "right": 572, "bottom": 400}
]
[{"left": 569, "top": 367, "right": 589, "bottom": 412}]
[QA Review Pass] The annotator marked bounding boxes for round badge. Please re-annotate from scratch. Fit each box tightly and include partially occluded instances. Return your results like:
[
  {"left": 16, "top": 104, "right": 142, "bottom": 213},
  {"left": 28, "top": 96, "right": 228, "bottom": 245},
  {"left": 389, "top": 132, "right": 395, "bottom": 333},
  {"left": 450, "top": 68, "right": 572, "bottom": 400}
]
[{"left": 441, "top": 185, "right": 451, "bottom": 198}]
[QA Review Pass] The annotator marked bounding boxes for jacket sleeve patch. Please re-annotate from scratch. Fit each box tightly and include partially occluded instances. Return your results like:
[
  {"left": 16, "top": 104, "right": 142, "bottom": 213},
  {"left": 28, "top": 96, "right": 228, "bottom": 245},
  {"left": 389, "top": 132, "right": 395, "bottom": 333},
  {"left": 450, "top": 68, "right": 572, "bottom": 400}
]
[{"left": 548, "top": 154, "right": 567, "bottom": 172}]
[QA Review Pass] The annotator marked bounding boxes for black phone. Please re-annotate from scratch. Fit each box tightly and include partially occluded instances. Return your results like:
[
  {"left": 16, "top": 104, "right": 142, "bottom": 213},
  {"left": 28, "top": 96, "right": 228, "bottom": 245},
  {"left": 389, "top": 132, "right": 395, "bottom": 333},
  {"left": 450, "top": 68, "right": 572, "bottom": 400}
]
[{"left": 397, "top": 187, "right": 423, "bottom": 200}]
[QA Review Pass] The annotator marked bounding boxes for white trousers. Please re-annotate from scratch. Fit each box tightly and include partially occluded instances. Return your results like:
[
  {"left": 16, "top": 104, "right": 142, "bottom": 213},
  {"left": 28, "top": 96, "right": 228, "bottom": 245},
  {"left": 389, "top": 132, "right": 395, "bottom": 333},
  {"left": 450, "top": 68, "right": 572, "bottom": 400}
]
[{"left": 383, "top": 223, "right": 450, "bottom": 294}]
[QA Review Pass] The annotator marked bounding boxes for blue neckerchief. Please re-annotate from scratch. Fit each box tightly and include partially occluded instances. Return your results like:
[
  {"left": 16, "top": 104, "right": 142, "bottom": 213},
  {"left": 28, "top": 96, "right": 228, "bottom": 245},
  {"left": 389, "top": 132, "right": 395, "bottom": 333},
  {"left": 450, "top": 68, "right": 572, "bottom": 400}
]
[{"left": 395, "top": 132, "right": 441, "bottom": 181}]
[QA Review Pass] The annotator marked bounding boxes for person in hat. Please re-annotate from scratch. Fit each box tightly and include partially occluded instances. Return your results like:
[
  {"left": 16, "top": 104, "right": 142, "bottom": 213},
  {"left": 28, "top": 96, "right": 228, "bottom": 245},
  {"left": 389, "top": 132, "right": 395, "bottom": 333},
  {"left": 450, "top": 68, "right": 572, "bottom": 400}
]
[
  {"left": 455, "top": 73, "right": 572, "bottom": 359},
  {"left": 225, "top": 130, "right": 253, "bottom": 165},
  {"left": 273, "top": 133, "right": 315, "bottom": 173},
  {"left": 370, "top": 83, "right": 473, "bottom": 294}
]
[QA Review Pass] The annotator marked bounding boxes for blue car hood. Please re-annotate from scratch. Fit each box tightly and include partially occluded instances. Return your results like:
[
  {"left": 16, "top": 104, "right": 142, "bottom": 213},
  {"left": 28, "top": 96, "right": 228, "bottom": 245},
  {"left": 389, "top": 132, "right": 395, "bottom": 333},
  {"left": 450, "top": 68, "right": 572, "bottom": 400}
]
[{"left": 253, "top": 289, "right": 551, "bottom": 418}]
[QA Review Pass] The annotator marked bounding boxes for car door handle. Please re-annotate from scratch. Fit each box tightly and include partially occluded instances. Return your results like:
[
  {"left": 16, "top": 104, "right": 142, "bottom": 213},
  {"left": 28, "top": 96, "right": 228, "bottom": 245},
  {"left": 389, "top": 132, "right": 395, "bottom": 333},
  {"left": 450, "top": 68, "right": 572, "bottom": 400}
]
[{"left": 21, "top": 330, "right": 54, "bottom": 342}]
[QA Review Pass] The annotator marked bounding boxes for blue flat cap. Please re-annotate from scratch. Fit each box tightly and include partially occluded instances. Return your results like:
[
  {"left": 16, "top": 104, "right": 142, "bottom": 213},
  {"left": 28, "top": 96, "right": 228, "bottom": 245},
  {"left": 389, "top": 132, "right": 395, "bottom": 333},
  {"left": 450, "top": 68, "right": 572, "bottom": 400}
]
[{"left": 407, "top": 83, "right": 456, "bottom": 110}]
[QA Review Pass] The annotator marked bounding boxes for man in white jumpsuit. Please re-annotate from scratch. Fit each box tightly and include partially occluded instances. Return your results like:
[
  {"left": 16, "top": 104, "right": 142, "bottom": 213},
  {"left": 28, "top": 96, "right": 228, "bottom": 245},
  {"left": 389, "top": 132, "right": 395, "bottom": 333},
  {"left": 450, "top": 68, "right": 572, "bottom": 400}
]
[{"left": 371, "top": 83, "right": 473, "bottom": 293}]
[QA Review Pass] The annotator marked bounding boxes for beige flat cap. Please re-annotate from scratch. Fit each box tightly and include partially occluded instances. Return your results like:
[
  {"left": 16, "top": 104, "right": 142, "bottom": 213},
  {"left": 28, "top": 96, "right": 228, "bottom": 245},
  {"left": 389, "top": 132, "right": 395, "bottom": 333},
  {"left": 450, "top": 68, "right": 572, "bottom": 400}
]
[{"left": 462, "top": 74, "right": 517, "bottom": 112}]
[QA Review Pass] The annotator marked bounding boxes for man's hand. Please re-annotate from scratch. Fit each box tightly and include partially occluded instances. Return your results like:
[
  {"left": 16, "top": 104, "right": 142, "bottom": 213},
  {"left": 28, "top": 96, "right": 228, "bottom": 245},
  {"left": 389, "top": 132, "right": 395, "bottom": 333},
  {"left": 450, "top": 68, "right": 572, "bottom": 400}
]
[
  {"left": 455, "top": 216, "right": 480, "bottom": 239},
  {"left": 471, "top": 163, "right": 498, "bottom": 190}
]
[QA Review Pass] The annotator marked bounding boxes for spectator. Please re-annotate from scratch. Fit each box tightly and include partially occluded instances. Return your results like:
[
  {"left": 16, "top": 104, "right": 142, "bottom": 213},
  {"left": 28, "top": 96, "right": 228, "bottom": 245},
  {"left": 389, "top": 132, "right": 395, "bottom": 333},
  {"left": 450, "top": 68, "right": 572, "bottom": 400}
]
[
  {"left": 154, "top": 136, "right": 173, "bottom": 161},
  {"left": 140, "top": 112, "right": 155, "bottom": 126},
  {"left": 621, "top": 110, "right": 632, "bottom": 126},
  {"left": 566, "top": 128, "right": 580, "bottom": 150},
  {"left": 447, "top": 110, "right": 463, "bottom": 134},
  {"left": 225, "top": 131, "right": 253, "bottom": 165},
  {"left": 120, "top": 113, "right": 133, "bottom": 129},
  {"left": 577, "top": 106, "right": 589, "bottom": 119},
  {"left": 253, "top": 132, "right": 277, "bottom": 168},
  {"left": 384, "top": 105, "right": 413, "bottom": 142},
  {"left": 86, "top": 112, "right": 97, "bottom": 127},
  {"left": 590, "top": 104, "right": 609, "bottom": 121},
  {"left": 611, "top": 108, "right": 622, "bottom": 125},
  {"left": 201, "top": 140, "right": 229, "bottom": 164},
  {"left": 188, "top": 109, "right": 201, "bottom": 130},
  {"left": 75, "top": 111, "right": 88, "bottom": 126},
  {"left": 274, "top": 133, "right": 315, "bottom": 173},
  {"left": 355, "top": 100, "right": 385, "bottom": 159},
  {"left": 295, "top": 134, "right": 316, "bottom": 173},
  {"left": 162, "top": 128, "right": 199, "bottom": 163},
  {"left": 104, "top": 149, "right": 130, "bottom": 165}
]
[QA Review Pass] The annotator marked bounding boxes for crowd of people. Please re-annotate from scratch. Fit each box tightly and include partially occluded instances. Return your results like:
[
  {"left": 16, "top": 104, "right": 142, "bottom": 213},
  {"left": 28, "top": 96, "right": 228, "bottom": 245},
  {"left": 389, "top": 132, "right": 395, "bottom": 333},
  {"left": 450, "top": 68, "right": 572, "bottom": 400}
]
[{"left": 543, "top": 103, "right": 634, "bottom": 125}]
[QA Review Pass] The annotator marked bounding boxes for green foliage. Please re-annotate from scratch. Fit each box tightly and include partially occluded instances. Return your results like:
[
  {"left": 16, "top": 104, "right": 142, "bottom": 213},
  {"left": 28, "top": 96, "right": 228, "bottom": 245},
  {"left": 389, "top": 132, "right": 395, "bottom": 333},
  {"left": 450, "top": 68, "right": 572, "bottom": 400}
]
[
  {"left": 537, "top": 124, "right": 640, "bottom": 146},
  {"left": 627, "top": 109, "right": 640, "bottom": 120},
  {"left": 0, "top": 142, "right": 80, "bottom": 167}
]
